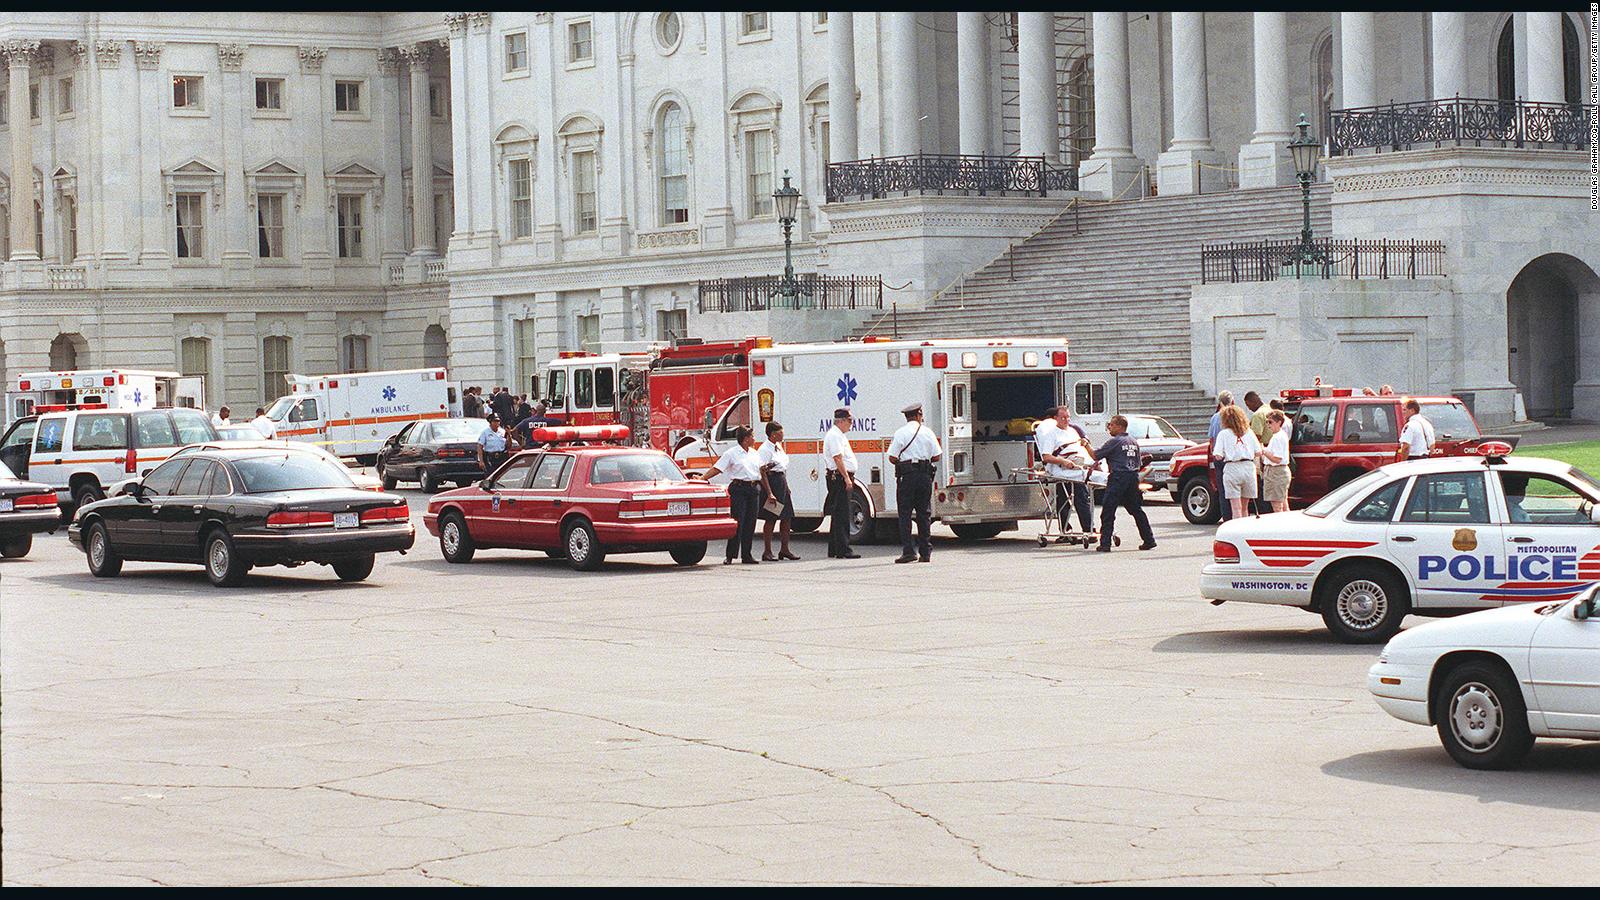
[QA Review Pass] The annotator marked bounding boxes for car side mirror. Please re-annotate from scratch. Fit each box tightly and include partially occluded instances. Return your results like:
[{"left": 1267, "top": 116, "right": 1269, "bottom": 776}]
[
  {"left": 1590, "top": 503, "right": 1600, "bottom": 526},
  {"left": 1575, "top": 593, "right": 1597, "bottom": 621},
  {"left": 128, "top": 481, "right": 146, "bottom": 499}
]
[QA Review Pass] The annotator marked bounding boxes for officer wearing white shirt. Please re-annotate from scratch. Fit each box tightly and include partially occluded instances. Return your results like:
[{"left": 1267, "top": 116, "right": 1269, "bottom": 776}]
[
  {"left": 888, "top": 401, "right": 943, "bottom": 563},
  {"left": 212, "top": 406, "right": 232, "bottom": 428},
  {"left": 250, "top": 407, "right": 277, "bottom": 439},
  {"left": 1400, "top": 397, "right": 1434, "bottom": 460},
  {"left": 704, "top": 425, "right": 763, "bottom": 564},
  {"left": 822, "top": 408, "right": 860, "bottom": 559}
]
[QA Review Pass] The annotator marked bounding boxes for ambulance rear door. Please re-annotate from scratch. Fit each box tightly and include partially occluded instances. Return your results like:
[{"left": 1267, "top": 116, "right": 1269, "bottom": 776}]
[
  {"left": 1064, "top": 369, "right": 1118, "bottom": 444},
  {"left": 941, "top": 372, "right": 973, "bottom": 486},
  {"left": 172, "top": 376, "right": 206, "bottom": 410}
]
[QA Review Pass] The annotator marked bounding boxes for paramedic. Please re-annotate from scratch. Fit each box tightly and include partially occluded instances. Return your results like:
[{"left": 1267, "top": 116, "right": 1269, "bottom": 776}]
[
  {"left": 823, "top": 408, "right": 861, "bottom": 560},
  {"left": 887, "top": 401, "right": 943, "bottom": 564}
]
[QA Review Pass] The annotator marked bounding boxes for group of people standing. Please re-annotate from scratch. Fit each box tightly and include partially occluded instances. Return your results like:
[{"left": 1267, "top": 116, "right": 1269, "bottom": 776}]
[
  {"left": 462, "top": 385, "right": 550, "bottom": 471},
  {"left": 1208, "top": 390, "right": 1292, "bottom": 520},
  {"left": 702, "top": 421, "right": 802, "bottom": 564},
  {"left": 1035, "top": 406, "right": 1156, "bottom": 552}
]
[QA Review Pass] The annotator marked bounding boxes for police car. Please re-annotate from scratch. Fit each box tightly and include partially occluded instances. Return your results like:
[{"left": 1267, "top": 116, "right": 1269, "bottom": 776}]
[{"left": 1201, "top": 442, "right": 1600, "bottom": 643}]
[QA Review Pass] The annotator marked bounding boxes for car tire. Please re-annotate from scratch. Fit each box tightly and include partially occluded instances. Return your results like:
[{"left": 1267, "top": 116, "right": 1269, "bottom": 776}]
[
  {"left": 669, "top": 543, "right": 707, "bottom": 566},
  {"left": 950, "top": 522, "right": 1006, "bottom": 541},
  {"left": 332, "top": 553, "right": 376, "bottom": 582},
  {"left": 378, "top": 463, "right": 398, "bottom": 491},
  {"left": 85, "top": 521, "right": 122, "bottom": 577},
  {"left": 73, "top": 481, "right": 106, "bottom": 509},
  {"left": 1318, "top": 565, "right": 1409, "bottom": 643},
  {"left": 563, "top": 519, "right": 605, "bottom": 571},
  {"left": 1434, "top": 661, "right": 1535, "bottom": 770},
  {"left": 204, "top": 529, "right": 249, "bottom": 587},
  {"left": 419, "top": 469, "right": 441, "bottom": 494},
  {"left": 846, "top": 487, "right": 875, "bottom": 545},
  {"left": 1179, "top": 474, "right": 1220, "bottom": 525},
  {"left": 438, "top": 511, "right": 476, "bottom": 564},
  {"left": 1, "top": 535, "right": 31, "bottom": 558}
]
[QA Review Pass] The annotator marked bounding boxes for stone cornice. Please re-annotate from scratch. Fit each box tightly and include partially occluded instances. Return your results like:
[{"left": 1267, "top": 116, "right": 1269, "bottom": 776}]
[{"left": 132, "top": 40, "right": 164, "bottom": 70}]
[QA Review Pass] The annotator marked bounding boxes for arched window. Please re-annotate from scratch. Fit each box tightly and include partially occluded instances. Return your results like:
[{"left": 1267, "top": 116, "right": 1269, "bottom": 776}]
[
  {"left": 1560, "top": 15, "right": 1581, "bottom": 104},
  {"left": 423, "top": 324, "right": 448, "bottom": 368},
  {"left": 1313, "top": 34, "right": 1334, "bottom": 122},
  {"left": 1496, "top": 21, "right": 1515, "bottom": 103},
  {"left": 658, "top": 103, "right": 689, "bottom": 225},
  {"left": 1498, "top": 16, "right": 1585, "bottom": 104},
  {"left": 180, "top": 337, "right": 211, "bottom": 392},
  {"left": 49, "top": 333, "right": 84, "bottom": 370}
]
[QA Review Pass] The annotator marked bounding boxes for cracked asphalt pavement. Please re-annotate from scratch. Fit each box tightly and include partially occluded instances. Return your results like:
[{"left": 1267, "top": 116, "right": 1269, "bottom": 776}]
[{"left": 3, "top": 496, "right": 1595, "bottom": 885}]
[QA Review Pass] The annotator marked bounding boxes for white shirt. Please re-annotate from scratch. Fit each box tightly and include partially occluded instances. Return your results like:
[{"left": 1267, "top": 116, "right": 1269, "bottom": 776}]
[
  {"left": 1213, "top": 428, "right": 1261, "bottom": 463},
  {"left": 1036, "top": 421, "right": 1091, "bottom": 479},
  {"left": 887, "top": 420, "right": 942, "bottom": 462},
  {"left": 823, "top": 425, "right": 858, "bottom": 474},
  {"left": 716, "top": 444, "right": 763, "bottom": 482},
  {"left": 212, "top": 414, "right": 231, "bottom": 427},
  {"left": 250, "top": 415, "right": 277, "bottom": 439},
  {"left": 756, "top": 439, "right": 788, "bottom": 473},
  {"left": 1264, "top": 430, "right": 1290, "bottom": 466},
  {"left": 1401, "top": 414, "right": 1434, "bottom": 457}
]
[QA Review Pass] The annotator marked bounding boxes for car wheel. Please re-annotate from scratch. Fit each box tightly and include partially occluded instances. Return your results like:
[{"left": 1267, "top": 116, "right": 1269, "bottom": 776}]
[
  {"left": 420, "top": 469, "right": 440, "bottom": 493},
  {"left": 332, "top": 553, "right": 376, "bottom": 582},
  {"left": 1179, "top": 474, "right": 1220, "bottom": 525},
  {"left": 669, "top": 543, "right": 707, "bottom": 566},
  {"left": 1319, "top": 566, "right": 1408, "bottom": 643},
  {"left": 204, "top": 529, "right": 249, "bottom": 587},
  {"left": 73, "top": 481, "right": 106, "bottom": 509},
  {"left": 1, "top": 535, "right": 32, "bottom": 558},
  {"left": 951, "top": 523, "right": 1005, "bottom": 541},
  {"left": 85, "top": 521, "right": 122, "bottom": 577},
  {"left": 377, "top": 463, "right": 398, "bottom": 491},
  {"left": 438, "top": 511, "right": 476, "bottom": 564},
  {"left": 847, "top": 488, "right": 875, "bottom": 545},
  {"left": 1435, "top": 661, "right": 1535, "bottom": 770},
  {"left": 563, "top": 519, "right": 605, "bottom": 571}
]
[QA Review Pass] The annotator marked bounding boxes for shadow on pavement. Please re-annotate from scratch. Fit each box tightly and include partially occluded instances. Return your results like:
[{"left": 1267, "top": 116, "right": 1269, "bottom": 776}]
[
  {"left": 1152, "top": 627, "right": 1379, "bottom": 656},
  {"left": 1321, "top": 744, "right": 1600, "bottom": 812},
  {"left": 28, "top": 566, "right": 380, "bottom": 597}
]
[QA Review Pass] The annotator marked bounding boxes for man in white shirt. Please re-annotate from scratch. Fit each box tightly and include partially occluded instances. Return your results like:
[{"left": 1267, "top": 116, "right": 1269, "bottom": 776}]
[
  {"left": 887, "top": 401, "right": 943, "bottom": 564},
  {"left": 249, "top": 407, "right": 277, "bottom": 439},
  {"left": 1400, "top": 397, "right": 1434, "bottom": 460},
  {"left": 822, "top": 407, "right": 860, "bottom": 559},
  {"left": 1036, "top": 405, "right": 1095, "bottom": 538},
  {"left": 212, "top": 406, "right": 232, "bottom": 428}
]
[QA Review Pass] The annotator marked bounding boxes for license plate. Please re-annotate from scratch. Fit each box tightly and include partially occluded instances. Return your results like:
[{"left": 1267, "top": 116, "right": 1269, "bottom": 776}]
[
  {"left": 666, "top": 501, "right": 690, "bottom": 517},
  {"left": 334, "top": 512, "right": 359, "bottom": 529},
  {"left": 0, "top": 499, "right": 11, "bottom": 513}
]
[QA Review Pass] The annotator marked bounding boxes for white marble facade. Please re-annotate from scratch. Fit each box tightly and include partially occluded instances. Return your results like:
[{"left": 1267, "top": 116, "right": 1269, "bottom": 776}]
[{"left": 0, "top": 11, "right": 1594, "bottom": 418}]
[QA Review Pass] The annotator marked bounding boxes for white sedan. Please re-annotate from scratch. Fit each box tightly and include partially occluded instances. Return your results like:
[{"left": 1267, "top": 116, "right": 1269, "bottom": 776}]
[{"left": 1368, "top": 585, "right": 1600, "bottom": 769}]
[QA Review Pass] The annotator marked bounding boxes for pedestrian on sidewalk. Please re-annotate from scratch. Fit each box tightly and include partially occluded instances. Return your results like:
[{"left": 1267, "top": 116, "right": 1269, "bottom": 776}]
[
  {"left": 823, "top": 408, "right": 860, "bottom": 559},
  {"left": 887, "top": 401, "right": 942, "bottom": 564},
  {"left": 757, "top": 421, "right": 799, "bottom": 561},
  {"left": 1085, "top": 415, "right": 1155, "bottom": 552},
  {"left": 703, "top": 425, "right": 762, "bottom": 565}
]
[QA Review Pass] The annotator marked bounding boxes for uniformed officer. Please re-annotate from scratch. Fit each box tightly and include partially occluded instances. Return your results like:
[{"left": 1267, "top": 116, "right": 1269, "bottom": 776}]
[
  {"left": 477, "top": 413, "right": 508, "bottom": 472},
  {"left": 887, "top": 401, "right": 943, "bottom": 564},
  {"left": 1087, "top": 415, "right": 1155, "bottom": 553},
  {"left": 822, "top": 408, "right": 860, "bottom": 560}
]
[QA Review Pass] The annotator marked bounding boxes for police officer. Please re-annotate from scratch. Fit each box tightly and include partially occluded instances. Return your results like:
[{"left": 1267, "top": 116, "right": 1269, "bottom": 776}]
[
  {"left": 887, "top": 401, "right": 943, "bottom": 564},
  {"left": 477, "top": 413, "right": 508, "bottom": 473},
  {"left": 1084, "top": 415, "right": 1155, "bottom": 553},
  {"left": 823, "top": 408, "right": 860, "bottom": 560}
]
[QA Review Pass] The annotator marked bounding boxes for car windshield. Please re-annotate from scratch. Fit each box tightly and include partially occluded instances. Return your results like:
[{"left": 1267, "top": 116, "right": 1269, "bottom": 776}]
[
  {"left": 234, "top": 454, "right": 356, "bottom": 492},
  {"left": 1568, "top": 466, "right": 1600, "bottom": 499},
  {"left": 1303, "top": 468, "right": 1391, "bottom": 517},
  {"left": 1419, "top": 402, "right": 1479, "bottom": 440},
  {"left": 588, "top": 453, "right": 686, "bottom": 485},
  {"left": 265, "top": 396, "right": 296, "bottom": 421},
  {"left": 431, "top": 419, "right": 489, "bottom": 441},
  {"left": 217, "top": 426, "right": 261, "bottom": 440},
  {"left": 1131, "top": 416, "right": 1182, "bottom": 439}
]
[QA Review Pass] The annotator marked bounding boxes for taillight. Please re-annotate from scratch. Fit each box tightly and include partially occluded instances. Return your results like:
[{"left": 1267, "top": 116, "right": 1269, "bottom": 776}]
[
  {"left": 931, "top": 352, "right": 948, "bottom": 369},
  {"left": 15, "top": 493, "right": 58, "bottom": 509},
  {"left": 359, "top": 505, "right": 409, "bottom": 523},
  {"left": 103, "top": 376, "right": 116, "bottom": 386},
  {"left": 1213, "top": 540, "right": 1240, "bottom": 563},
  {"left": 437, "top": 447, "right": 470, "bottom": 458},
  {"left": 1051, "top": 351, "right": 1067, "bottom": 366},
  {"left": 752, "top": 360, "right": 766, "bottom": 376},
  {"left": 124, "top": 449, "right": 137, "bottom": 474},
  {"left": 908, "top": 350, "right": 923, "bottom": 367},
  {"left": 266, "top": 510, "right": 337, "bottom": 529}
]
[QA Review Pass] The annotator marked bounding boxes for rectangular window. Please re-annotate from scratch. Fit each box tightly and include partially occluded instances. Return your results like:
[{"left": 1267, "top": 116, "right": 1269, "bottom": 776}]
[
  {"left": 28, "top": 84, "right": 39, "bottom": 120},
  {"left": 1292, "top": 403, "right": 1336, "bottom": 445},
  {"left": 62, "top": 196, "right": 77, "bottom": 260},
  {"left": 1401, "top": 472, "right": 1490, "bottom": 525},
  {"left": 172, "top": 75, "right": 203, "bottom": 109},
  {"left": 508, "top": 158, "right": 532, "bottom": 239},
  {"left": 742, "top": 12, "right": 770, "bottom": 35},
  {"left": 340, "top": 335, "right": 369, "bottom": 373},
  {"left": 262, "top": 336, "right": 291, "bottom": 400},
  {"left": 572, "top": 150, "right": 597, "bottom": 233},
  {"left": 180, "top": 337, "right": 211, "bottom": 388},
  {"left": 746, "top": 128, "right": 774, "bottom": 217},
  {"left": 429, "top": 80, "right": 448, "bottom": 118},
  {"left": 504, "top": 31, "right": 528, "bottom": 72},
  {"left": 33, "top": 201, "right": 42, "bottom": 257},
  {"left": 1, "top": 98, "right": 8, "bottom": 125},
  {"left": 334, "top": 80, "right": 362, "bottom": 114},
  {"left": 514, "top": 318, "right": 537, "bottom": 396},
  {"left": 568, "top": 20, "right": 593, "bottom": 63},
  {"left": 660, "top": 113, "right": 689, "bottom": 225},
  {"left": 656, "top": 308, "right": 687, "bottom": 340},
  {"left": 336, "top": 194, "right": 364, "bottom": 259},
  {"left": 254, "top": 78, "right": 283, "bottom": 111},
  {"left": 594, "top": 367, "right": 615, "bottom": 409},
  {"left": 256, "top": 194, "right": 285, "bottom": 258},
  {"left": 175, "top": 193, "right": 205, "bottom": 258},
  {"left": 58, "top": 77, "right": 73, "bottom": 114},
  {"left": 73, "top": 414, "right": 129, "bottom": 452},
  {"left": 577, "top": 314, "right": 600, "bottom": 352},
  {"left": 815, "top": 12, "right": 829, "bottom": 27},
  {"left": 573, "top": 368, "right": 594, "bottom": 408},
  {"left": 820, "top": 119, "right": 831, "bottom": 172}
]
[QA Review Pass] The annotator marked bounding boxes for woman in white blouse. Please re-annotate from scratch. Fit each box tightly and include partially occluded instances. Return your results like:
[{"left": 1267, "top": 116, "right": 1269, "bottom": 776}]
[
  {"left": 1211, "top": 404, "right": 1263, "bottom": 521},
  {"left": 757, "top": 421, "right": 799, "bottom": 561},
  {"left": 701, "top": 425, "right": 763, "bottom": 564}
]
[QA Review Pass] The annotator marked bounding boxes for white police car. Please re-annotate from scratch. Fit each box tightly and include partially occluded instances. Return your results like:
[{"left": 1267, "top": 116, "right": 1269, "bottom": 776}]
[
  {"left": 1201, "top": 443, "right": 1600, "bottom": 643},
  {"left": 1368, "top": 585, "right": 1599, "bottom": 769}
]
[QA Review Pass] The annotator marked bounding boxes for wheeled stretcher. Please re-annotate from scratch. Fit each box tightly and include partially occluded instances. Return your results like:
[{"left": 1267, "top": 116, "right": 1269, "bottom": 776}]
[{"left": 1010, "top": 465, "right": 1119, "bottom": 549}]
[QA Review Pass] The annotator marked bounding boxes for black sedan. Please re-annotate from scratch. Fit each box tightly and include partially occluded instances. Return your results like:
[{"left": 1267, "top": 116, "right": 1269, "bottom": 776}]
[
  {"left": 376, "top": 417, "right": 490, "bottom": 492},
  {"left": 69, "top": 448, "right": 414, "bottom": 586},
  {"left": 0, "top": 460, "right": 62, "bottom": 558}
]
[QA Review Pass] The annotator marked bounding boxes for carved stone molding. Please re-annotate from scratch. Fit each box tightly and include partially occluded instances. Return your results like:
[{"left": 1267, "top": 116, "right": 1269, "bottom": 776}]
[
  {"left": 35, "top": 46, "right": 55, "bottom": 76},
  {"left": 298, "top": 45, "right": 327, "bottom": 73},
  {"left": 636, "top": 229, "right": 700, "bottom": 250},
  {"left": 398, "top": 42, "right": 432, "bottom": 71},
  {"left": 94, "top": 39, "right": 123, "bottom": 69},
  {"left": 132, "top": 40, "right": 165, "bottom": 71},
  {"left": 217, "top": 43, "right": 245, "bottom": 72},
  {"left": 1, "top": 38, "right": 42, "bottom": 69},
  {"left": 444, "top": 12, "right": 469, "bottom": 36},
  {"left": 69, "top": 41, "right": 89, "bottom": 70},
  {"left": 468, "top": 12, "right": 491, "bottom": 32},
  {"left": 376, "top": 47, "right": 400, "bottom": 75}
]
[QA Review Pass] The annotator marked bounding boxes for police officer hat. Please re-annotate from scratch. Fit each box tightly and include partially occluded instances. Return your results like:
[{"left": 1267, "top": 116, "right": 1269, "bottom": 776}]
[{"left": 901, "top": 401, "right": 923, "bottom": 417}]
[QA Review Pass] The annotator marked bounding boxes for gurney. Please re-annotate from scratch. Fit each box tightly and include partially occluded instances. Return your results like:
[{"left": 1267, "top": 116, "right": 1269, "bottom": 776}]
[{"left": 1010, "top": 464, "right": 1119, "bottom": 549}]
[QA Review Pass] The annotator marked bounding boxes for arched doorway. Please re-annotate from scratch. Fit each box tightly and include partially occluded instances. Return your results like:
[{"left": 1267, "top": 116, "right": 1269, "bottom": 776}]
[
  {"left": 1505, "top": 254, "right": 1600, "bottom": 421},
  {"left": 49, "top": 333, "right": 88, "bottom": 370},
  {"left": 423, "top": 324, "right": 448, "bottom": 368},
  {"left": 1497, "top": 15, "right": 1586, "bottom": 104}
]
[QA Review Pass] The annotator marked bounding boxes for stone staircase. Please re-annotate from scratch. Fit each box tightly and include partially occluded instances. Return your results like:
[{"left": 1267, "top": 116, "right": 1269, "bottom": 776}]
[{"left": 853, "top": 184, "right": 1332, "bottom": 436}]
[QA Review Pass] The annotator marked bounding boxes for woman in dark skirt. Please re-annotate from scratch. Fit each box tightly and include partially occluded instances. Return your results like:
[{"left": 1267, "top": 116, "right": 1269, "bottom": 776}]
[{"left": 757, "top": 421, "right": 799, "bottom": 561}]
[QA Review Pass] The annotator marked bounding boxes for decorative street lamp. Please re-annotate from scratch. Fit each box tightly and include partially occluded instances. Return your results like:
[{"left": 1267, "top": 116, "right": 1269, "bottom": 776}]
[
  {"left": 771, "top": 170, "right": 808, "bottom": 307},
  {"left": 1283, "top": 114, "right": 1329, "bottom": 275}
]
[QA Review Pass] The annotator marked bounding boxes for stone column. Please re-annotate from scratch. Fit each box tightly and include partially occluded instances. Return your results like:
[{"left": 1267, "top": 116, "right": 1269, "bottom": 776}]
[
  {"left": 1524, "top": 12, "right": 1564, "bottom": 104},
  {"left": 467, "top": 13, "right": 493, "bottom": 245},
  {"left": 218, "top": 44, "right": 252, "bottom": 269},
  {"left": 444, "top": 20, "right": 470, "bottom": 243},
  {"left": 955, "top": 11, "right": 989, "bottom": 156},
  {"left": 4, "top": 39, "right": 40, "bottom": 260},
  {"left": 1079, "top": 12, "right": 1141, "bottom": 198},
  {"left": 1429, "top": 11, "right": 1467, "bottom": 100},
  {"left": 403, "top": 43, "right": 436, "bottom": 255},
  {"left": 1239, "top": 12, "right": 1293, "bottom": 188},
  {"left": 828, "top": 12, "right": 858, "bottom": 163},
  {"left": 882, "top": 12, "right": 920, "bottom": 156},
  {"left": 1157, "top": 11, "right": 1224, "bottom": 195},
  {"left": 1017, "top": 11, "right": 1056, "bottom": 162},
  {"left": 1339, "top": 12, "right": 1375, "bottom": 109}
]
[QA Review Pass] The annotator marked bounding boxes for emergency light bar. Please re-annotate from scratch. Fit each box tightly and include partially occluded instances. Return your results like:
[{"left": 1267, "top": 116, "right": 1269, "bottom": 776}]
[
  {"left": 531, "top": 425, "right": 630, "bottom": 444},
  {"left": 1473, "top": 440, "right": 1513, "bottom": 464}
]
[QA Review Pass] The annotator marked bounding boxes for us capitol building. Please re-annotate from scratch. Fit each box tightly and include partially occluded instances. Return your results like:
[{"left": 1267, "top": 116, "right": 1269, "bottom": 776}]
[{"left": 0, "top": 11, "right": 1594, "bottom": 429}]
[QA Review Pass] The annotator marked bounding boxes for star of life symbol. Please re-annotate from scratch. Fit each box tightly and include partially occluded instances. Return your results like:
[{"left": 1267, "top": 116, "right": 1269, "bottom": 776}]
[
  {"left": 836, "top": 373, "right": 857, "bottom": 405},
  {"left": 382, "top": 385, "right": 397, "bottom": 401},
  {"left": 132, "top": 389, "right": 143, "bottom": 405}
]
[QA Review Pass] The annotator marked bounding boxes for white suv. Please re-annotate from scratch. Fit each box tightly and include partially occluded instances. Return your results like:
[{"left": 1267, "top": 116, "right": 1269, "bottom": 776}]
[{"left": 0, "top": 408, "right": 218, "bottom": 508}]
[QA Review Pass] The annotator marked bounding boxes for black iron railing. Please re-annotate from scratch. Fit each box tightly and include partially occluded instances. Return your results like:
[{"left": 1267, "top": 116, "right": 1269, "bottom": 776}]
[
  {"left": 1328, "top": 97, "right": 1595, "bottom": 156},
  {"left": 825, "top": 154, "right": 1079, "bottom": 202},
  {"left": 697, "top": 274, "right": 884, "bottom": 313},
  {"left": 1201, "top": 238, "right": 1448, "bottom": 284}
]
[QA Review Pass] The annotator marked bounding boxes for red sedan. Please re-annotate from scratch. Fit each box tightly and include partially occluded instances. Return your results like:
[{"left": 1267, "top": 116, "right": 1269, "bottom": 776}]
[{"left": 422, "top": 426, "right": 735, "bottom": 570}]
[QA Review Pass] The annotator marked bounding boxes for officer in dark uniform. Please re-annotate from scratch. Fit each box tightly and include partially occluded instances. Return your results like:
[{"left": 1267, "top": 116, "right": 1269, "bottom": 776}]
[
  {"left": 887, "top": 401, "right": 942, "bottom": 564},
  {"left": 1090, "top": 415, "right": 1155, "bottom": 553}
]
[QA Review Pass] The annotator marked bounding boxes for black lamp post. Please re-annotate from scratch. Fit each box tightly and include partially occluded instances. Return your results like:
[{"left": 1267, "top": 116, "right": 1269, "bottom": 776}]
[
  {"left": 1283, "top": 114, "right": 1329, "bottom": 274},
  {"left": 772, "top": 170, "right": 807, "bottom": 307}
]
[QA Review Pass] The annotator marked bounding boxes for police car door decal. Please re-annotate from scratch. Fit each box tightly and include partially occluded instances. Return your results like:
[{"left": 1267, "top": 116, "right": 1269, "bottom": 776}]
[
  {"left": 1493, "top": 471, "right": 1600, "bottom": 605},
  {"left": 1389, "top": 471, "right": 1508, "bottom": 609}
]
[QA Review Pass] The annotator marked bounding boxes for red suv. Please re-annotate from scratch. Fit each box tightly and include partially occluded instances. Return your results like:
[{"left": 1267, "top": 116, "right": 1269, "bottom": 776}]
[{"left": 1169, "top": 392, "right": 1495, "bottom": 524}]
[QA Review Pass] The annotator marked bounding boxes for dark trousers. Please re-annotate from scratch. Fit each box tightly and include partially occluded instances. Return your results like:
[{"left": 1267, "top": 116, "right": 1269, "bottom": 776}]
[
  {"left": 726, "top": 480, "right": 760, "bottom": 562},
  {"left": 1212, "top": 459, "right": 1232, "bottom": 521},
  {"left": 896, "top": 470, "right": 934, "bottom": 559},
  {"left": 826, "top": 473, "right": 852, "bottom": 556},
  {"left": 1100, "top": 471, "right": 1155, "bottom": 550},
  {"left": 1055, "top": 481, "right": 1094, "bottom": 533}
]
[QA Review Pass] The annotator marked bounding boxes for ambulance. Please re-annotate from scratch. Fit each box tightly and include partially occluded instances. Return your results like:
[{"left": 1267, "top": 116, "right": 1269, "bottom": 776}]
[
  {"left": 265, "top": 367, "right": 460, "bottom": 462},
  {"left": 6, "top": 369, "right": 204, "bottom": 426},
  {"left": 678, "top": 337, "right": 1117, "bottom": 542}
]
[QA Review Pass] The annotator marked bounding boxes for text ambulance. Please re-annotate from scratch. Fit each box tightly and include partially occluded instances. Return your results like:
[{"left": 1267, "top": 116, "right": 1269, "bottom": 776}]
[
  {"left": 1201, "top": 444, "right": 1600, "bottom": 643},
  {"left": 6, "top": 369, "right": 204, "bottom": 426},
  {"left": 266, "top": 367, "right": 459, "bottom": 461}
]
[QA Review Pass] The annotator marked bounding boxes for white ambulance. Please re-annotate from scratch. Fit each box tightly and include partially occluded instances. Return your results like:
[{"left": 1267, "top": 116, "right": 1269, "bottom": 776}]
[
  {"left": 6, "top": 369, "right": 205, "bottom": 426},
  {"left": 679, "top": 338, "right": 1117, "bottom": 542},
  {"left": 265, "top": 368, "right": 460, "bottom": 462}
]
